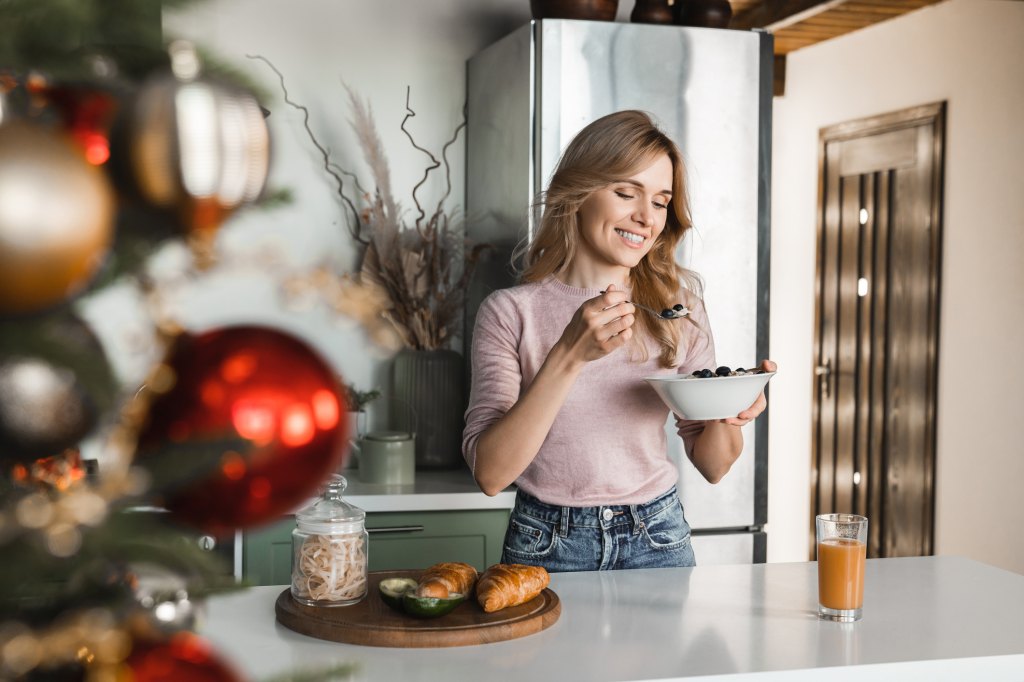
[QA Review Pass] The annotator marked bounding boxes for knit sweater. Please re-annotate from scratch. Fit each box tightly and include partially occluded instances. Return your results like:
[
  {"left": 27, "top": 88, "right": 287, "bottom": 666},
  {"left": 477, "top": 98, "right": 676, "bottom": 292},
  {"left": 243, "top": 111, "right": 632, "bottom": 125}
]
[{"left": 462, "top": 275, "right": 717, "bottom": 506}]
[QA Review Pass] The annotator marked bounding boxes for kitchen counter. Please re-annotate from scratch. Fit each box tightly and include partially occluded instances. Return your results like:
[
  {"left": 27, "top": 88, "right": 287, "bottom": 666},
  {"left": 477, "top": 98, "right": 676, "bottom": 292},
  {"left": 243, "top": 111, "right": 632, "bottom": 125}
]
[
  {"left": 335, "top": 467, "right": 515, "bottom": 512},
  {"left": 202, "top": 556, "right": 1024, "bottom": 681}
]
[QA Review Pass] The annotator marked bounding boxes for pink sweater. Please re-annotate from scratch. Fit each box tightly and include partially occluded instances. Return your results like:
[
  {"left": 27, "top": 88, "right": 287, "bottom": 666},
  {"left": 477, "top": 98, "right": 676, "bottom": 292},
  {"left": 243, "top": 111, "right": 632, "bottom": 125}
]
[{"left": 462, "top": 276, "right": 717, "bottom": 506}]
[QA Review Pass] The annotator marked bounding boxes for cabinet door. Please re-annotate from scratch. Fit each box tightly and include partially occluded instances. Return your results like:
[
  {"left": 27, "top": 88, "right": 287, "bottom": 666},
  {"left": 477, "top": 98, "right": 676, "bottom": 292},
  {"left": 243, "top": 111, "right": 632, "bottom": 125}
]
[
  {"left": 242, "top": 509, "right": 510, "bottom": 586},
  {"left": 242, "top": 519, "right": 294, "bottom": 587},
  {"left": 367, "top": 509, "right": 509, "bottom": 573}
]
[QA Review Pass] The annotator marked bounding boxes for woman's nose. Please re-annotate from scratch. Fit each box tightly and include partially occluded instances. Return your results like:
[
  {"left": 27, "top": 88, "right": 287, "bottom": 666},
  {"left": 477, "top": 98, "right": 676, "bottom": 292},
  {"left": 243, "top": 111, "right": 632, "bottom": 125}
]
[{"left": 633, "top": 205, "right": 653, "bottom": 227}]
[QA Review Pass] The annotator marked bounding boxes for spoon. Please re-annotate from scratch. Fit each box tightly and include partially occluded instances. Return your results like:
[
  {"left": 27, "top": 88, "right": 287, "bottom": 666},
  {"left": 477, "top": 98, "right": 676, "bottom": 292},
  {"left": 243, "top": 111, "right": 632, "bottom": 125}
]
[{"left": 600, "top": 291, "right": 690, "bottom": 320}]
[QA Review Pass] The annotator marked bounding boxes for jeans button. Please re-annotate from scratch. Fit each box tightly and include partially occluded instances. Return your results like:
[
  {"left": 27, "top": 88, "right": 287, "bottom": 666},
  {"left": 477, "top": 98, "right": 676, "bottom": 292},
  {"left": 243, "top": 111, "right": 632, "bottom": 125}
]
[{"left": 602, "top": 508, "right": 613, "bottom": 521}]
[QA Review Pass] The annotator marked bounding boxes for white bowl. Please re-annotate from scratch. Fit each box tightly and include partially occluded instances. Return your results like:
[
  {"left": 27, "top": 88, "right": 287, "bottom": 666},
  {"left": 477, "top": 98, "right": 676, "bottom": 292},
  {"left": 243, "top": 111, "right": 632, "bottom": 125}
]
[{"left": 644, "top": 371, "right": 776, "bottom": 420}]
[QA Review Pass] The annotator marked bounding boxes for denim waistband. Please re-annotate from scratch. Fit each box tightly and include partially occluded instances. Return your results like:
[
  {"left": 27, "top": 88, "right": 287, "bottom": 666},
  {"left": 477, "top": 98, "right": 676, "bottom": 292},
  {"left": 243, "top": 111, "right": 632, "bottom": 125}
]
[{"left": 513, "top": 486, "right": 679, "bottom": 531}]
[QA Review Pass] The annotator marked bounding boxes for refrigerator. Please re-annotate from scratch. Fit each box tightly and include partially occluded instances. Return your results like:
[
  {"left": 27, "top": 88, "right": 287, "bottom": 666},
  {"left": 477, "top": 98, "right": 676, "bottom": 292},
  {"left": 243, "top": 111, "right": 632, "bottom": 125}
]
[{"left": 464, "top": 20, "right": 772, "bottom": 564}]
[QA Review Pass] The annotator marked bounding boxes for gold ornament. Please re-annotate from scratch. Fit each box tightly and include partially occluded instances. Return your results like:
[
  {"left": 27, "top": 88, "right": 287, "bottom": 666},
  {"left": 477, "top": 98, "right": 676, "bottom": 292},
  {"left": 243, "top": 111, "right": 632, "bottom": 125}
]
[{"left": 0, "top": 121, "right": 115, "bottom": 315}]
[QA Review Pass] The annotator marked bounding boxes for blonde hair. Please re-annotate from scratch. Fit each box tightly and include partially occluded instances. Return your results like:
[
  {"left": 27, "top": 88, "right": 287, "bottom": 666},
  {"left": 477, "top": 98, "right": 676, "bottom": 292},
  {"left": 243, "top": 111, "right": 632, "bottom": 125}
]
[{"left": 520, "top": 110, "right": 702, "bottom": 368}]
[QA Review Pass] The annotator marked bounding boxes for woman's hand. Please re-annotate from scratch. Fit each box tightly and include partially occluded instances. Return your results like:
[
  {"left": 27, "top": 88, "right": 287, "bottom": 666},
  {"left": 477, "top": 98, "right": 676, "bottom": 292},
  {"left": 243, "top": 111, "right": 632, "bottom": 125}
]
[
  {"left": 691, "top": 359, "right": 775, "bottom": 482},
  {"left": 721, "top": 359, "right": 777, "bottom": 427},
  {"left": 554, "top": 284, "right": 636, "bottom": 365},
  {"left": 473, "top": 283, "right": 635, "bottom": 496}
]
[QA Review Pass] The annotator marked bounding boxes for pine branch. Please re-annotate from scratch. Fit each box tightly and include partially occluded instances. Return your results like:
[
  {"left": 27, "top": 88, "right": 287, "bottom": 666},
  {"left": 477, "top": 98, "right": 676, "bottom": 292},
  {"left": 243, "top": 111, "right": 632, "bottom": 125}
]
[{"left": 0, "top": 506, "right": 240, "bottom": 626}]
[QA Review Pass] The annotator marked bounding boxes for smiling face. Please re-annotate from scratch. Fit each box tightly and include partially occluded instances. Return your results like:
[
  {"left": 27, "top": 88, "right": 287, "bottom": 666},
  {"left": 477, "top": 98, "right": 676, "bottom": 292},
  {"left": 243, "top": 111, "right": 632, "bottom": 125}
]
[{"left": 569, "top": 152, "right": 674, "bottom": 286}]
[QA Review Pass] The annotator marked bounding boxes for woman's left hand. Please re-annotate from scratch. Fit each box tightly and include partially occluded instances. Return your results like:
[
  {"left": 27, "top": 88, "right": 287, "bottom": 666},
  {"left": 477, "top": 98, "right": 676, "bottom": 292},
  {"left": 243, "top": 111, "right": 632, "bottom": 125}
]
[{"left": 721, "top": 359, "right": 777, "bottom": 427}]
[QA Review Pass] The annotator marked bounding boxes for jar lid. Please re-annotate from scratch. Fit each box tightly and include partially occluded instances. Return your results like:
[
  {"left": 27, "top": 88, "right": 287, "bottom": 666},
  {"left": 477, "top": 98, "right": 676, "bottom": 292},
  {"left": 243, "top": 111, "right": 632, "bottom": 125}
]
[
  {"left": 364, "top": 430, "right": 412, "bottom": 442},
  {"left": 295, "top": 474, "right": 365, "bottom": 534}
]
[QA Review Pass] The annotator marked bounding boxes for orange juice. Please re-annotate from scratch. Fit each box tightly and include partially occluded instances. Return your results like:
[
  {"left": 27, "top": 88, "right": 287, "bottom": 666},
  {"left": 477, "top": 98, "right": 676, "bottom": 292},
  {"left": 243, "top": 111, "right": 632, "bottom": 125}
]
[{"left": 817, "top": 537, "right": 866, "bottom": 610}]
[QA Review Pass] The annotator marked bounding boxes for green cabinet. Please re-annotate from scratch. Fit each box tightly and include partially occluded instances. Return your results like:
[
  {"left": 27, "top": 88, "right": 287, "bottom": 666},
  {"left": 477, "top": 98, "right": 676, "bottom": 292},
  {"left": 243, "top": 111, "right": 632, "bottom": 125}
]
[
  {"left": 242, "top": 519, "right": 294, "bottom": 588},
  {"left": 243, "top": 508, "right": 510, "bottom": 586}
]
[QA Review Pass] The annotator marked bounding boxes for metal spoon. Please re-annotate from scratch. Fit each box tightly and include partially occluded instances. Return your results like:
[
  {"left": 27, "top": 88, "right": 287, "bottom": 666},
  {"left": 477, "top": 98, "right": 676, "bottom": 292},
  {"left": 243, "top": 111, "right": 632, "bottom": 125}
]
[
  {"left": 600, "top": 292, "right": 690, "bottom": 320},
  {"left": 634, "top": 301, "right": 690, "bottom": 320}
]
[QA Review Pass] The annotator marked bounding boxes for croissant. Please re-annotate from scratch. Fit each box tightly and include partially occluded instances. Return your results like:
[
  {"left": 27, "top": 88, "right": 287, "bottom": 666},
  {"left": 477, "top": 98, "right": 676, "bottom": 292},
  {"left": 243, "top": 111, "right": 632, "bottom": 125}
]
[
  {"left": 415, "top": 562, "right": 479, "bottom": 599},
  {"left": 476, "top": 563, "right": 550, "bottom": 613}
]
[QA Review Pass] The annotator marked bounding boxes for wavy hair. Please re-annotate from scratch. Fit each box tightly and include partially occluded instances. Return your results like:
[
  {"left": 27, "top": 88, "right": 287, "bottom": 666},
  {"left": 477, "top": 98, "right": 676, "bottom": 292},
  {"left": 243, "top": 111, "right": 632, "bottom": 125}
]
[{"left": 518, "top": 110, "right": 702, "bottom": 368}]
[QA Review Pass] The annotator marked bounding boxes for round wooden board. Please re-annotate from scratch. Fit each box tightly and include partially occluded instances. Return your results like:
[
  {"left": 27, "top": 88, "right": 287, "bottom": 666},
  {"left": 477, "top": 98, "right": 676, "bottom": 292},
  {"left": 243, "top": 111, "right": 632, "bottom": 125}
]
[{"left": 275, "top": 569, "right": 561, "bottom": 648}]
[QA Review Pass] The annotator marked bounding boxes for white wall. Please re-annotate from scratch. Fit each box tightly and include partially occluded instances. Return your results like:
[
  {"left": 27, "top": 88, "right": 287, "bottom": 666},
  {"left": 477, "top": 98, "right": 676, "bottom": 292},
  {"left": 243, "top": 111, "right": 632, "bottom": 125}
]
[{"left": 769, "top": 0, "right": 1024, "bottom": 574}]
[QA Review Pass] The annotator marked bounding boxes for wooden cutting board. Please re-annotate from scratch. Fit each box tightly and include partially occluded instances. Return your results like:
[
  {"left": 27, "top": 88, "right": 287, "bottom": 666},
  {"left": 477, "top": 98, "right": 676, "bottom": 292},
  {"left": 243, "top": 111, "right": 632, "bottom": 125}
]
[{"left": 275, "top": 569, "right": 561, "bottom": 648}]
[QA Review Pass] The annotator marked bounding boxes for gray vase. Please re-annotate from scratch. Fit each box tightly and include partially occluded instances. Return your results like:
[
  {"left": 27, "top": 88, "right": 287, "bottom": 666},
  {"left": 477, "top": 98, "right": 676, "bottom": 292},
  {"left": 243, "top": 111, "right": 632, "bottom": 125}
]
[{"left": 390, "top": 349, "right": 466, "bottom": 469}]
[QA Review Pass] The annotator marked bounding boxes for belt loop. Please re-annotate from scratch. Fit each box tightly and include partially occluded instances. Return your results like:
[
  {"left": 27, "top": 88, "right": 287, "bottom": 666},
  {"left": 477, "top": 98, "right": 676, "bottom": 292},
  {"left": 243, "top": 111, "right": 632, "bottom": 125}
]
[
  {"left": 559, "top": 506, "right": 570, "bottom": 538},
  {"left": 629, "top": 504, "right": 643, "bottom": 536}
]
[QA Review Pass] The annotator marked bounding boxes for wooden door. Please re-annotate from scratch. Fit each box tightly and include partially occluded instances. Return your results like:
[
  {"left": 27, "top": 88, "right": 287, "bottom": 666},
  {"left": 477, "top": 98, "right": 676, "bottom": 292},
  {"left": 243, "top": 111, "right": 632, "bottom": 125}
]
[{"left": 811, "top": 103, "right": 945, "bottom": 559}]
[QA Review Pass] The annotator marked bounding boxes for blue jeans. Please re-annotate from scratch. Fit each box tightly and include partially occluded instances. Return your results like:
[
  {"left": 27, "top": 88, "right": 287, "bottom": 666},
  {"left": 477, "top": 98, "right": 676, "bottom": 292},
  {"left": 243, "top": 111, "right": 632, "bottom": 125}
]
[{"left": 500, "top": 486, "right": 696, "bottom": 572}]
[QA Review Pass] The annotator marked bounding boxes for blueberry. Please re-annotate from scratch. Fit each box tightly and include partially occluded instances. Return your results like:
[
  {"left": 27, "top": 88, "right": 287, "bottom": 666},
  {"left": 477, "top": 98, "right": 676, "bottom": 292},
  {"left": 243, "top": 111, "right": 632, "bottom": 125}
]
[
  {"left": 692, "top": 370, "right": 702, "bottom": 377},
  {"left": 735, "top": 367, "right": 745, "bottom": 373},
  {"left": 715, "top": 366, "right": 731, "bottom": 377},
  {"left": 699, "top": 368, "right": 714, "bottom": 378},
  {"left": 661, "top": 308, "right": 674, "bottom": 318},
  {"left": 673, "top": 304, "right": 685, "bottom": 311}
]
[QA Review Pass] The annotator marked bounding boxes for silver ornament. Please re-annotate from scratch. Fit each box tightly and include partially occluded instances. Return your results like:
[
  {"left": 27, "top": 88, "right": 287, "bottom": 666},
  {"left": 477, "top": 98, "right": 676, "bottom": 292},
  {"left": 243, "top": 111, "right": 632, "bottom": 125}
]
[
  {"left": 131, "top": 562, "right": 204, "bottom": 634},
  {"left": 0, "top": 357, "right": 95, "bottom": 460},
  {"left": 130, "top": 41, "right": 269, "bottom": 233}
]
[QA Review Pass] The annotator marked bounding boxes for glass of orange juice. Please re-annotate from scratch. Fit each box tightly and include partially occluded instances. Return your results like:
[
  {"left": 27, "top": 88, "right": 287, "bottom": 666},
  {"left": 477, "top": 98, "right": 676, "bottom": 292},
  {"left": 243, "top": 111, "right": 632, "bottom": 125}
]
[{"left": 816, "top": 514, "right": 868, "bottom": 622}]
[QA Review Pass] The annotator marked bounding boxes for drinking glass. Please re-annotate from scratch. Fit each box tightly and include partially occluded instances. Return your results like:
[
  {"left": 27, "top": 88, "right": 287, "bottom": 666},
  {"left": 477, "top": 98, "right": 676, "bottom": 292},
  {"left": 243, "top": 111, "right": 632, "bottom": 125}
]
[{"left": 816, "top": 514, "right": 868, "bottom": 622}]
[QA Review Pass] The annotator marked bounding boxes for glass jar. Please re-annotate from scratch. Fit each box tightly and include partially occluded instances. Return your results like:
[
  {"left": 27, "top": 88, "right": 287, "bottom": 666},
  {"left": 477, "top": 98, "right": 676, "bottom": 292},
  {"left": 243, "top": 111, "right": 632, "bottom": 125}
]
[{"left": 290, "top": 474, "right": 368, "bottom": 607}]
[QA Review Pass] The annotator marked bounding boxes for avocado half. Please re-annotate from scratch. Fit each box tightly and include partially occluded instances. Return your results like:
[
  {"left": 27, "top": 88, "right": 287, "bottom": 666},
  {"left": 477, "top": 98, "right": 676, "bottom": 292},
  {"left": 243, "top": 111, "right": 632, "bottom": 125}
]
[{"left": 378, "top": 578, "right": 466, "bottom": 618}]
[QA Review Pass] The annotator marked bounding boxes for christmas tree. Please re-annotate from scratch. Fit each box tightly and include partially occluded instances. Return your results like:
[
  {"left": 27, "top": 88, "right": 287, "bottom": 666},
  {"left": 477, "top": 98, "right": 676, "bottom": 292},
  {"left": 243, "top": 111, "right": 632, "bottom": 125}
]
[{"left": 0, "top": 2, "right": 360, "bottom": 679}]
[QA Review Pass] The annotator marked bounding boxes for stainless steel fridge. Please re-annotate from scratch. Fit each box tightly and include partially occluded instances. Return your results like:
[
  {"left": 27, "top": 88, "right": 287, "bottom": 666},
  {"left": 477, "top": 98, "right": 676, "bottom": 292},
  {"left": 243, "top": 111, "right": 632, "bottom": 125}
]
[{"left": 464, "top": 20, "right": 772, "bottom": 564}]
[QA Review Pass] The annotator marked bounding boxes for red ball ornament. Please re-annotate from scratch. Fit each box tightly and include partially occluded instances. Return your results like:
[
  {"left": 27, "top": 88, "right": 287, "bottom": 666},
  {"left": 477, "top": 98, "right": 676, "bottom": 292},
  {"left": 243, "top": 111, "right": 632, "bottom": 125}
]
[
  {"left": 137, "top": 326, "right": 349, "bottom": 535},
  {"left": 126, "top": 633, "right": 243, "bottom": 682}
]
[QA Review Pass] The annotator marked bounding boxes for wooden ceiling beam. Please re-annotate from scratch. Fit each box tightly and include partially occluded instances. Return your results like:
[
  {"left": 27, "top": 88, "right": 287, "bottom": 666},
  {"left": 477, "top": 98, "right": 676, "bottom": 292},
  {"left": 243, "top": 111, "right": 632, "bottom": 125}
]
[
  {"left": 733, "top": 0, "right": 947, "bottom": 59},
  {"left": 731, "top": 0, "right": 850, "bottom": 32}
]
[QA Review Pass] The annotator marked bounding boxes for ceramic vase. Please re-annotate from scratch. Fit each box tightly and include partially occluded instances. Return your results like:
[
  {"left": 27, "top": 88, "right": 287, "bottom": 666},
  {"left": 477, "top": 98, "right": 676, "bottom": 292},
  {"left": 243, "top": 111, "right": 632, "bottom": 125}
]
[{"left": 390, "top": 349, "right": 466, "bottom": 470}]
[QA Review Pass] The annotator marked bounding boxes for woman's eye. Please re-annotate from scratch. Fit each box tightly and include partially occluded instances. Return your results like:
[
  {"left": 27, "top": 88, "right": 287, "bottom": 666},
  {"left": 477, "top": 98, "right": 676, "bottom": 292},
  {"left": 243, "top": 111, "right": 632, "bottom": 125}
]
[
  {"left": 615, "top": 191, "right": 634, "bottom": 200},
  {"left": 654, "top": 201, "right": 668, "bottom": 210}
]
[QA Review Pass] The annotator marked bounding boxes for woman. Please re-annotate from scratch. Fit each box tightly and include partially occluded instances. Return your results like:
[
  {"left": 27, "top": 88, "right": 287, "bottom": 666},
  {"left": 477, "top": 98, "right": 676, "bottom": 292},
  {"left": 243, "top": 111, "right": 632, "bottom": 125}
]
[{"left": 463, "top": 110, "right": 776, "bottom": 571}]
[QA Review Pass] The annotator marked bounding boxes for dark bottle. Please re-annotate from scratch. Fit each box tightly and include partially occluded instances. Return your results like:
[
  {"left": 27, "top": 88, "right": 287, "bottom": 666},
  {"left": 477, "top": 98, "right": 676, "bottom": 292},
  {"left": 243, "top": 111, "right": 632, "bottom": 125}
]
[
  {"left": 673, "top": 0, "right": 733, "bottom": 28},
  {"left": 631, "top": 0, "right": 674, "bottom": 24}
]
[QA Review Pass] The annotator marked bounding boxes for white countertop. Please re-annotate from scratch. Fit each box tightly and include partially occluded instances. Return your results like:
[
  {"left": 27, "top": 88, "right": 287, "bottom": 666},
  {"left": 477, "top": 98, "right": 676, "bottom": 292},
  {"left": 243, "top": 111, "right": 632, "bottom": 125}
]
[
  {"left": 202, "top": 556, "right": 1024, "bottom": 681},
  {"left": 335, "top": 467, "right": 515, "bottom": 512}
]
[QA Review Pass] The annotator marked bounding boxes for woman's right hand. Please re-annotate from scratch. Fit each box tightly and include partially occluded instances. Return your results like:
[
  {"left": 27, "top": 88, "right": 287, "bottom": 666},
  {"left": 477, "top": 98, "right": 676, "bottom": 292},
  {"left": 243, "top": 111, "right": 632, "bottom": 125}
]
[
  {"left": 472, "top": 283, "right": 635, "bottom": 495},
  {"left": 555, "top": 284, "right": 636, "bottom": 364}
]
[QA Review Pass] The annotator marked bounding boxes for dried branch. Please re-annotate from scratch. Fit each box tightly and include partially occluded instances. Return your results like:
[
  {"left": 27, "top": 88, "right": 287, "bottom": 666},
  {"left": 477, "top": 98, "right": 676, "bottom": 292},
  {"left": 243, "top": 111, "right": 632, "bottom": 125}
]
[
  {"left": 434, "top": 104, "right": 467, "bottom": 220},
  {"left": 247, "top": 54, "right": 368, "bottom": 246},
  {"left": 327, "top": 162, "right": 368, "bottom": 200},
  {"left": 399, "top": 87, "right": 441, "bottom": 235}
]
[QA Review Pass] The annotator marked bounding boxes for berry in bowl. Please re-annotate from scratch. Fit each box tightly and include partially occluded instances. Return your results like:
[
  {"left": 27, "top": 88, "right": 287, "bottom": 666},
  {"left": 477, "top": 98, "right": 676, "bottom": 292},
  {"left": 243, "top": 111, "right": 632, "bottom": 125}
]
[{"left": 644, "top": 366, "right": 776, "bottom": 421}]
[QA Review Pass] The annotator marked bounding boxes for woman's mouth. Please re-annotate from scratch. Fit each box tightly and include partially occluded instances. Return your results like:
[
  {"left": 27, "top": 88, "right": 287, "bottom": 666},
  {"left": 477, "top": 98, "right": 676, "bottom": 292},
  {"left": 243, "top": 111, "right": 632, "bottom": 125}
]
[{"left": 615, "top": 228, "right": 645, "bottom": 248}]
